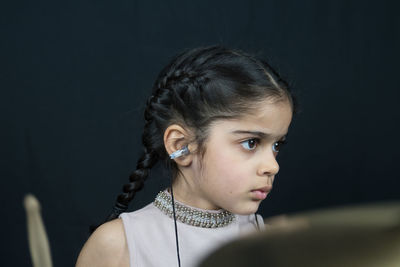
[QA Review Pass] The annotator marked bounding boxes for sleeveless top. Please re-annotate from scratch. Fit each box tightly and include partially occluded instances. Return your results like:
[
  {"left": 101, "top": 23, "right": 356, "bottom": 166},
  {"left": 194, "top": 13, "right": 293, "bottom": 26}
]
[{"left": 120, "top": 201, "right": 265, "bottom": 267}]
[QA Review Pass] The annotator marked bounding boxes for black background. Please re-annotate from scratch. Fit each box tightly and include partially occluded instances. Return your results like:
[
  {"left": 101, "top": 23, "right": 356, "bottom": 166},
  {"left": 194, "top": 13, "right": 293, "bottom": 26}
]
[{"left": 1, "top": 1, "right": 399, "bottom": 266}]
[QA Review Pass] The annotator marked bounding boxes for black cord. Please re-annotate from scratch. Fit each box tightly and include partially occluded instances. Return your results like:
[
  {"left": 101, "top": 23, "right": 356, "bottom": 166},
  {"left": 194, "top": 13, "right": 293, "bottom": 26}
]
[{"left": 170, "top": 185, "right": 182, "bottom": 267}]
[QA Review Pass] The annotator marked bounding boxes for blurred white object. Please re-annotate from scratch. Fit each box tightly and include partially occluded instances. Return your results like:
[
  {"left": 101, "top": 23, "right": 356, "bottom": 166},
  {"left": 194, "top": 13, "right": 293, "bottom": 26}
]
[{"left": 24, "top": 194, "right": 53, "bottom": 267}]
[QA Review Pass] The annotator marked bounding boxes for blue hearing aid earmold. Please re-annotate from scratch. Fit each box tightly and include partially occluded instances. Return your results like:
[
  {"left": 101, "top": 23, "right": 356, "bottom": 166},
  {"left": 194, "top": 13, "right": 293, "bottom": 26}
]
[{"left": 169, "top": 145, "right": 189, "bottom": 159}]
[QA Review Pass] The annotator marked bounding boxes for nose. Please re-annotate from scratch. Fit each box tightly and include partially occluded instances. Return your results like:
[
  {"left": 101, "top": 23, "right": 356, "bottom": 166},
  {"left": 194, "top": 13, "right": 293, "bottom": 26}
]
[{"left": 257, "top": 150, "right": 280, "bottom": 176}]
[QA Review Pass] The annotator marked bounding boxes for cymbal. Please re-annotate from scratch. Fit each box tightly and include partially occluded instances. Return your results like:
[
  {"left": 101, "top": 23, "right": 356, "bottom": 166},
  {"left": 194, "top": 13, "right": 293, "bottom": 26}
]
[{"left": 199, "top": 202, "right": 400, "bottom": 267}]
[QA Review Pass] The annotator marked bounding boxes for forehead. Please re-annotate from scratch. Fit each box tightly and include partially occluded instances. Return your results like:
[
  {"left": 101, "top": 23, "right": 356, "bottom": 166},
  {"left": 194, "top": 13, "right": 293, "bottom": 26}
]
[{"left": 211, "top": 100, "right": 293, "bottom": 137}]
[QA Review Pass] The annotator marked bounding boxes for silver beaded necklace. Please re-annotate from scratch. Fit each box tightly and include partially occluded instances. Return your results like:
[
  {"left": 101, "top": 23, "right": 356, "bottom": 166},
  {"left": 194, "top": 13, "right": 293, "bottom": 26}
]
[{"left": 154, "top": 190, "right": 236, "bottom": 228}]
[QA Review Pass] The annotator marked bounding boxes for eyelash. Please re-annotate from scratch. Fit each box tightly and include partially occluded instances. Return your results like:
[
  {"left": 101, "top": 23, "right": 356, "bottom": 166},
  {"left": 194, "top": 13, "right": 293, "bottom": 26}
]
[
  {"left": 272, "top": 140, "right": 287, "bottom": 153},
  {"left": 240, "top": 138, "right": 287, "bottom": 152},
  {"left": 240, "top": 138, "right": 260, "bottom": 151}
]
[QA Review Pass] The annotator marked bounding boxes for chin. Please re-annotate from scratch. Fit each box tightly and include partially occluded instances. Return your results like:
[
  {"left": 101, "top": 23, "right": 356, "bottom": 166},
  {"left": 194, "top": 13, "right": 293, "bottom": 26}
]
[{"left": 231, "top": 202, "right": 261, "bottom": 215}]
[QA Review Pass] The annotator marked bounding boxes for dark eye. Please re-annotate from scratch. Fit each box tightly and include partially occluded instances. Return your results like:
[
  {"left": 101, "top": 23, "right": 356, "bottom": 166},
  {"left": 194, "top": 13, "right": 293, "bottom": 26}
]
[
  {"left": 272, "top": 140, "right": 287, "bottom": 153},
  {"left": 240, "top": 138, "right": 259, "bottom": 151}
]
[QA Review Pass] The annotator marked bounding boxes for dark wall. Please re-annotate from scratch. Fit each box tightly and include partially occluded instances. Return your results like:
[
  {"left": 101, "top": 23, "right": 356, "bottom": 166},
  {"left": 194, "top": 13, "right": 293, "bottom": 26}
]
[{"left": 1, "top": 1, "right": 399, "bottom": 266}]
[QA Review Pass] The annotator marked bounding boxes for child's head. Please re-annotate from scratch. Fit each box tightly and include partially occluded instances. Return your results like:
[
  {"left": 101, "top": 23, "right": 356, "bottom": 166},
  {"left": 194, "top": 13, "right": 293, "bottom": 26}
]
[
  {"left": 167, "top": 98, "right": 293, "bottom": 215},
  {"left": 107, "top": 46, "right": 295, "bottom": 220}
]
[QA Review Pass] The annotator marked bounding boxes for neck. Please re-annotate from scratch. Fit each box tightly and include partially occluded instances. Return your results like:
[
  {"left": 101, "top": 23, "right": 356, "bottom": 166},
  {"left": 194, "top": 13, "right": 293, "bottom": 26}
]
[{"left": 171, "top": 172, "right": 220, "bottom": 210}]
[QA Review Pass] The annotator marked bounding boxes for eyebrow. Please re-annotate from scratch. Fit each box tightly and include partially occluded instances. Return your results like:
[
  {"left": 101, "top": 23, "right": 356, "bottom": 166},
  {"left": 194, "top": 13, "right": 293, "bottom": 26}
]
[{"left": 230, "top": 130, "right": 287, "bottom": 140}]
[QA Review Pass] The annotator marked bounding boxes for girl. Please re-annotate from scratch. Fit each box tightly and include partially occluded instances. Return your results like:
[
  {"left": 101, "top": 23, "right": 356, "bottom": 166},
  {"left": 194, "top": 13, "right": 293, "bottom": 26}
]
[{"left": 76, "top": 46, "right": 295, "bottom": 267}]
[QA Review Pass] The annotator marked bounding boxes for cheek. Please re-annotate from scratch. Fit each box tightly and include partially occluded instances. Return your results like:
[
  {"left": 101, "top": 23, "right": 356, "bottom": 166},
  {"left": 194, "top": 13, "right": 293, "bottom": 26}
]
[{"left": 203, "top": 148, "right": 249, "bottom": 190}]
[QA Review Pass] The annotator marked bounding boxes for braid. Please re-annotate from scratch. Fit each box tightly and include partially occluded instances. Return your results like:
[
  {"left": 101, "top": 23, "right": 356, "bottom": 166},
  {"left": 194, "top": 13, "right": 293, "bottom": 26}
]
[
  {"left": 105, "top": 94, "right": 163, "bottom": 222},
  {"left": 104, "top": 61, "right": 202, "bottom": 224},
  {"left": 155, "top": 47, "right": 219, "bottom": 90}
]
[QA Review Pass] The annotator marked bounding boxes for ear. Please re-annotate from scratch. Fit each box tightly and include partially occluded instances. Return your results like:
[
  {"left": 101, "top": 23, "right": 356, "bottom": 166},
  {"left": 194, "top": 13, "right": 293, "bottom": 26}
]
[{"left": 163, "top": 124, "right": 194, "bottom": 167}]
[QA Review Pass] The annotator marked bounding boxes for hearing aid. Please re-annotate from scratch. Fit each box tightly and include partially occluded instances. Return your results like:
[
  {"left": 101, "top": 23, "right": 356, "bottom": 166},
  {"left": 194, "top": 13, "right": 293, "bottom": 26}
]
[{"left": 169, "top": 145, "right": 189, "bottom": 159}]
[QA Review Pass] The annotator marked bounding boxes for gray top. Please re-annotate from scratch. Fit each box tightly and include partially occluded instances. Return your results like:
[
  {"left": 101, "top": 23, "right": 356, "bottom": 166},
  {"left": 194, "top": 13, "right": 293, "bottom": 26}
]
[{"left": 120, "top": 202, "right": 264, "bottom": 267}]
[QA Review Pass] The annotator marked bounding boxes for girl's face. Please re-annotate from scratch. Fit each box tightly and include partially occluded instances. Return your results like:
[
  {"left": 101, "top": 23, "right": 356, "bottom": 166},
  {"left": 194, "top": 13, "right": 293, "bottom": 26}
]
[{"left": 190, "top": 99, "right": 293, "bottom": 215}]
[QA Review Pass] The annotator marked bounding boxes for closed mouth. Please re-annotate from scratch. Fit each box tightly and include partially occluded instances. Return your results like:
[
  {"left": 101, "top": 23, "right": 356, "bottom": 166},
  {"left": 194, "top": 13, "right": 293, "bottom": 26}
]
[{"left": 252, "top": 186, "right": 272, "bottom": 193}]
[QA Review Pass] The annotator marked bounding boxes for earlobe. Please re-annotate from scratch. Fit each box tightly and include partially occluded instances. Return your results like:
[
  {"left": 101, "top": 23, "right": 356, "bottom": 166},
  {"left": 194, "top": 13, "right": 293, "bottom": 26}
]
[{"left": 163, "top": 124, "right": 193, "bottom": 167}]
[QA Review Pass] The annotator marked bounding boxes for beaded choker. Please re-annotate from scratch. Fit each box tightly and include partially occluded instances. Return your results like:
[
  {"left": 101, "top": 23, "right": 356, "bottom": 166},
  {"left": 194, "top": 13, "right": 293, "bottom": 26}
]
[{"left": 153, "top": 190, "right": 235, "bottom": 228}]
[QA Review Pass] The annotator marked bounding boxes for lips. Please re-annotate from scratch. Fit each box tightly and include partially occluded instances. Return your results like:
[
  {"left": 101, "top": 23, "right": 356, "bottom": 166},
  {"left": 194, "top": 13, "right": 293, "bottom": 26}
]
[
  {"left": 251, "top": 186, "right": 272, "bottom": 200},
  {"left": 254, "top": 186, "right": 272, "bottom": 193}
]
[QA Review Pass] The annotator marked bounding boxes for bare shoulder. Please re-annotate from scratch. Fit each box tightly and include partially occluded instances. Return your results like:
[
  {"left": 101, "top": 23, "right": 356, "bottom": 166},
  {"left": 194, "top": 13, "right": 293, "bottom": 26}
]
[{"left": 76, "top": 218, "right": 130, "bottom": 267}]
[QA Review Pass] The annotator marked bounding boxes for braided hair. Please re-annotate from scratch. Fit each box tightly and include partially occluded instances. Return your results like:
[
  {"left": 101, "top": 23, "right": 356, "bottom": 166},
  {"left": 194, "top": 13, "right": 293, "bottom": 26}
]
[{"left": 104, "top": 46, "right": 296, "bottom": 223}]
